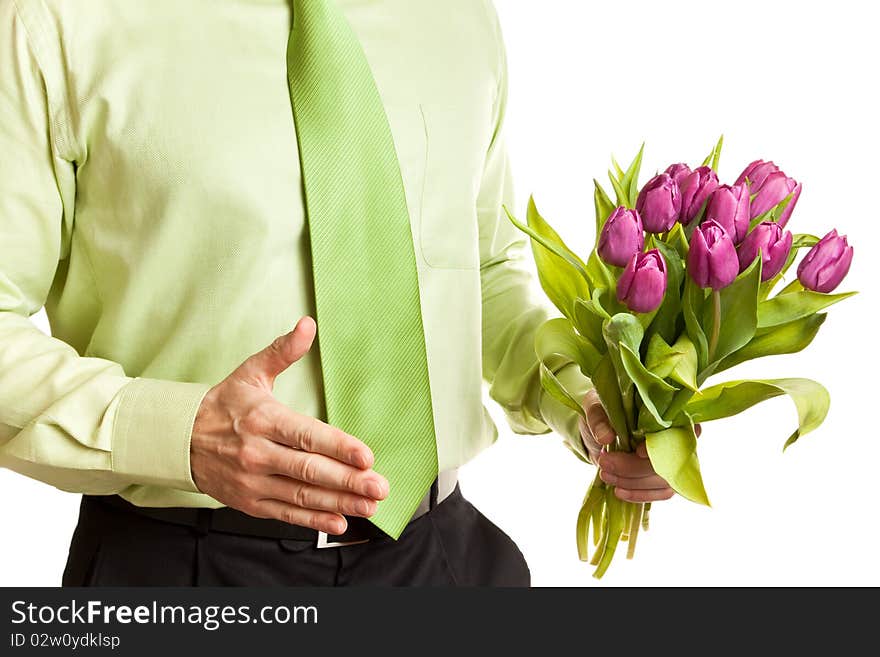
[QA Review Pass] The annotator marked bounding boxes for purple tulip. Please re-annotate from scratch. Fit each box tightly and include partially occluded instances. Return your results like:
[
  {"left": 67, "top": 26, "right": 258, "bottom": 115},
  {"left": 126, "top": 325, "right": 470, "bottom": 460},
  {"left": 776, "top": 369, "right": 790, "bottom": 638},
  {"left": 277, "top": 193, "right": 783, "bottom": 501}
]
[
  {"left": 598, "top": 207, "right": 645, "bottom": 267},
  {"left": 679, "top": 166, "right": 720, "bottom": 225},
  {"left": 664, "top": 163, "right": 693, "bottom": 186},
  {"left": 636, "top": 173, "right": 681, "bottom": 233},
  {"left": 617, "top": 249, "right": 667, "bottom": 313},
  {"left": 737, "top": 222, "right": 793, "bottom": 281},
  {"left": 750, "top": 172, "right": 802, "bottom": 226},
  {"left": 705, "top": 183, "right": 751, "bottom": 244},
  {"left": 735, "top": 160, "right": 780, "bottom": 190},
  {"left": 737, "top": 160, "right": 801, "bottom": 225},
  {"left": 797, "top": 229, "right": 854, "bottom": 293},
  {"left": 687, "top": 220, "right": 739, "bottom": 290}
]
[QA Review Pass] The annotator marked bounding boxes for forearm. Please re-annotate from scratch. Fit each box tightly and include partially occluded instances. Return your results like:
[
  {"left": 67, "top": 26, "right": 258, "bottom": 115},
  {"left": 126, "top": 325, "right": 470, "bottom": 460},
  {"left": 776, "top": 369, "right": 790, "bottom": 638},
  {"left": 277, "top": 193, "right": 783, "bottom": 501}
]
[
  {"left": 0, "top": 312, "right": 210, "bottom": 493},
  {"left": 481, "top": 254, "right": 595, "bottom": 458}
]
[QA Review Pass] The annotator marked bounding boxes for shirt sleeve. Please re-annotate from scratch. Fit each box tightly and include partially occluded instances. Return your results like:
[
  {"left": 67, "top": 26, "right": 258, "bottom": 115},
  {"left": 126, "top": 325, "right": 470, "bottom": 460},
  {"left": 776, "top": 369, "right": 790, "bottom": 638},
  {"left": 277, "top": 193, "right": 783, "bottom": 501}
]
[
  {"left": 0, "top": 2, "right": 210, "bottom": 495},
  {"left": 476, "top": 1, "right": 593, "bottom": 456}
]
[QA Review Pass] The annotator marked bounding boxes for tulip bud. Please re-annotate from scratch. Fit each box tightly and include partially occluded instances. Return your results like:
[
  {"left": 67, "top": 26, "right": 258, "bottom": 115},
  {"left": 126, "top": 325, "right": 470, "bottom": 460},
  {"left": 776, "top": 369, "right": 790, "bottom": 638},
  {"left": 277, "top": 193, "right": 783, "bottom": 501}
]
[
  {"left": 750, "top": 172, "right": 802, "bottom": 226},
  {"left": 617, "top": 249, "right": 667, "bottom": 313},
  {"left": 735, "top": 159, "right": 779, "bottom": 191},
  {"left": 705, "top": 183, "right": 751, "bottom": 244},
  {"left": 797, "top": 229, "right": 854, "bottom": 293},
  {"left": 687, "top": 220, "right": 739, "bottom": 290},
  {"left": 664, "top": 163, "right": 692, "bottom": 186},
  {"left": 636, "top": 173, "right": 681, "bottom": 233},
  {"left": 737, "top": 222, "right": 793, "bottom": 281},
  {"left": 679, "top": 166, "right": 719, "bottom": 224},
  {"left": 598, "top": 207, "right": 645, "bottom": 267}
]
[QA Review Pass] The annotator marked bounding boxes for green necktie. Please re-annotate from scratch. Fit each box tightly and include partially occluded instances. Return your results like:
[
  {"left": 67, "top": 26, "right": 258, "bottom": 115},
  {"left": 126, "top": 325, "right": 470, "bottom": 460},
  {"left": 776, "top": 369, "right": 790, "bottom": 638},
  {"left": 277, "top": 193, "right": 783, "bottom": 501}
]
[{"left": 286, "top": 0, "right": 438, "bottom": 539}]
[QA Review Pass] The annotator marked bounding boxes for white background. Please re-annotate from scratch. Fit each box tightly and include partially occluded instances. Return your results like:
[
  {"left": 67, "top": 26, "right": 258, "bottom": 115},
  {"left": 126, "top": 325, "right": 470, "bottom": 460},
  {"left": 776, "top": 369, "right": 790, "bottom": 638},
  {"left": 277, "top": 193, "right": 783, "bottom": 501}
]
[{"left": 2, "top": 0, "right": 879, "bottom": 586}]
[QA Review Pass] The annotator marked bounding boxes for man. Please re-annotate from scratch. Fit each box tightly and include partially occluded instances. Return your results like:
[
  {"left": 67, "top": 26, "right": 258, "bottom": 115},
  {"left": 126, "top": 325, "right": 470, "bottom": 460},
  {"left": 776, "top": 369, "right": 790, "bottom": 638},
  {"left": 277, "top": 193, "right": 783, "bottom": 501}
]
[{"left": 0, "top": 0, "right": 674, "bottom": 586}]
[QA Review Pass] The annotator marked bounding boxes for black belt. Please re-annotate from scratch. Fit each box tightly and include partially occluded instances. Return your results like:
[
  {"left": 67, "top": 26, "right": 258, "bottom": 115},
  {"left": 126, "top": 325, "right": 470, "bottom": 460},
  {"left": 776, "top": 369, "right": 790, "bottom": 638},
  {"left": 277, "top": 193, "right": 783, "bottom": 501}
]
[{"left": 88, "top": 474, "right": 456, "bottom": 548}]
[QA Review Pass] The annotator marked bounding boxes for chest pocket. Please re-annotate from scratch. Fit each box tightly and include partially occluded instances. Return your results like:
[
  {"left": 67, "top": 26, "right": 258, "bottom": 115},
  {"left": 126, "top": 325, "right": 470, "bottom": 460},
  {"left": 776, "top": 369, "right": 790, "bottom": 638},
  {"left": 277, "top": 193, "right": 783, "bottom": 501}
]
[{"left": 387, "top": 103, "right": 488, "bottom": 270}]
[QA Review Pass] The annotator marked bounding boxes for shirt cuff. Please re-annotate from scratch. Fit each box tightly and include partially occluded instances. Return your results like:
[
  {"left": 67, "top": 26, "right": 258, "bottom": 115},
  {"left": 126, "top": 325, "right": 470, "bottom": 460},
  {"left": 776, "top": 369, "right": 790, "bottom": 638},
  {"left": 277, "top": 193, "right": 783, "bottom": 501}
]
[
  {"left": 537, "top": 361, "right": 594, "bottom": 464},
  {"left": 112, "top": 377, "right": 212, "bottom": 492}
]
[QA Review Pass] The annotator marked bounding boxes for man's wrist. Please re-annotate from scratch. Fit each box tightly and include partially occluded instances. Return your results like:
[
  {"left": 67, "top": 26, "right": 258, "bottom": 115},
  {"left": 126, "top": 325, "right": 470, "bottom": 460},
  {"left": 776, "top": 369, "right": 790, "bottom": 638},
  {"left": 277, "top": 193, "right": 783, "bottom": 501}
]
[{"left": 112, "top": 377, "right": 212, "bottom": 491}]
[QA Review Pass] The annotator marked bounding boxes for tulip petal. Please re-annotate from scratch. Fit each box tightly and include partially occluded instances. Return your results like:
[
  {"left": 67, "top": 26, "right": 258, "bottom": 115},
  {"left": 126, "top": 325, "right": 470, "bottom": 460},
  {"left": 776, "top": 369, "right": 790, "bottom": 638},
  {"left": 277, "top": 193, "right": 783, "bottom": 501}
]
[
  {"left": 815, "top": 245, "right": 853, "bottom": 293},
  {"left": 776, "top": 183, "right": 802, "bottom": 227}
]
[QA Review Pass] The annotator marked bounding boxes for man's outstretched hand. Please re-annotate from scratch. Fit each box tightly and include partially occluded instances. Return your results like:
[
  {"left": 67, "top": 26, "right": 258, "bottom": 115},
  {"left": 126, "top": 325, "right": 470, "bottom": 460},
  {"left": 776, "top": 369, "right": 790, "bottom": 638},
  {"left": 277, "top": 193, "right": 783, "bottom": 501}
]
[
  {"left": 578, "top": 388, "right": 681, "bottom": 503},
  {"left": 190, "top": 315, "right": 388, "bottom": 535}
]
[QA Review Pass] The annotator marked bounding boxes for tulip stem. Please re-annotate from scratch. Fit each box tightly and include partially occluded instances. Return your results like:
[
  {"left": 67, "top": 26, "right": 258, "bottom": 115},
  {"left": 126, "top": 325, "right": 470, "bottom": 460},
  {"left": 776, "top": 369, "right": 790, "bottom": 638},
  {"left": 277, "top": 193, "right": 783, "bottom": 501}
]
[
  {"left": 708, "top": 289, "right": 721, "bottom": 361},
  {"left": 626, "top": 502, "right": 643, "bottom": 559}
]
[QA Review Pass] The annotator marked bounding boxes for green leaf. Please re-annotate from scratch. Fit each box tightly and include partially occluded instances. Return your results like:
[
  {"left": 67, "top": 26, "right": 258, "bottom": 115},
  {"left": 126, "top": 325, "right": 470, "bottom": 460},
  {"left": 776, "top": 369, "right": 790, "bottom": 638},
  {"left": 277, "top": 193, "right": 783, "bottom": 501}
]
[
  {"left": 591, "top": 287, "right": 613, "bottom": 318},
  {"left": 603, "top": 313, "right": 644, "bottom": 357},
  {"left": 636, "top": 305, "right": 660, "bottom": 332},
  {"left": 539, "top": 362, "right": 586, "bottom": 420},
  {"left": 711, "top": 135, "right": 724, "bottom": 171},
  {"left": 646, "top": 333, "right": 699, "bottom": 391},
  {"left": 524, "top": 197, "right": 590, "bottom": 272},
  {"left": 504, "top": 200, "right": 590, "bottom": 320},
  {"left": 705, "top": 256, "right": 762, "bottom": 365},
  {"left": 621, "top": 143, "right": 646, "bottom": 207},
  {"left": 586, "top": 250, "right": 616, "bottom": 294},
  {"left": 593, "top": 180, "right": 616, "bottom": 243},
  {"left": 700, "top": 135, "right": 724, "bottom": 170},
  {"left": 608, "top": 170, "right": 629, "bottom": 207},
  {"left": 637, "top": 403, "right": 668, "bottom": 434},
  {"left": 791, "top": 233, "right": 821, "bottom": 249},
  {"left": 670, "top": 335, "right": 699, "bottom": 391},
  {"left": 619, "top": 342, "right": 677, "bottom": 427},
  {"left": 591, "top": 355, "right": 630, "bottom": 442},
  {"left": 536, "top": 317, "right": 603, "bottom": 377},
  {"left": 647, "top": 240, "right": 685, "bottom": 344},
  {"left": 777, "top": 279, "right": 804, "bottom": 296},
  {"left": 715, "top": 313, "right": 827, "bottom": 374},
  {"left": 611, "top": 156, "right": 625, "bottom": 181},
  {"left": 664, "top": 387, "right": 699, "bottom": 425},
  {"left": 602, "top": 314, "right": 644, "bottom": 423},
  {"left": 683, "top": 278, "right": 709, "bottom": 370},
  {"left": 646, "top": 418, "right": 710, "bottom": 506},
  {"left": 665, "top": 223, "right": 690, "bottom": 261},
  {"left": 572, "top": 297, "right": 607, "bottom": 353},
  {"left": 747, "top": 191, "right": 799, "bottom": 232},
  {"left": 685, "top": 377, "right": 830, "bottom": 450},
  {"left": 757, "top": 289, "right": 857, "bottom": 329}
]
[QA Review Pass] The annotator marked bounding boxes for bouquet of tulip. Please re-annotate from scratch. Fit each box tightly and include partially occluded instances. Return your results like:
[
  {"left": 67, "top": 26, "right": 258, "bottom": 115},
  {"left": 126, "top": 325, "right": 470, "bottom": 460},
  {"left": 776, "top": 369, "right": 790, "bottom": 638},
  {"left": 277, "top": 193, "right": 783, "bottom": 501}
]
[{"left": 505, "top": 138, "right": 855, "bottom": 578}]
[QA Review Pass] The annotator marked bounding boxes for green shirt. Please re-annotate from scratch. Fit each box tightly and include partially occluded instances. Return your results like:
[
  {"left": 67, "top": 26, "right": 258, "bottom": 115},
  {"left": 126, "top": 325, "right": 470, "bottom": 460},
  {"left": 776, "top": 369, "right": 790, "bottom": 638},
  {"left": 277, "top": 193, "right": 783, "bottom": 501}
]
[{"left": 0, "top": 0, "right": 591, "bottom": 508}]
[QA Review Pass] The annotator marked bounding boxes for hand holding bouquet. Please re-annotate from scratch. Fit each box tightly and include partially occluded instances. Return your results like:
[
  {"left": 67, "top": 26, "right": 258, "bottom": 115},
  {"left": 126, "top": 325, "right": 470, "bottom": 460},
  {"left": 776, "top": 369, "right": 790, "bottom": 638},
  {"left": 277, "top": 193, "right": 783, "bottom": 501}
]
[{"left": 505, "top": 138, "right": 855, "bottom": 578}]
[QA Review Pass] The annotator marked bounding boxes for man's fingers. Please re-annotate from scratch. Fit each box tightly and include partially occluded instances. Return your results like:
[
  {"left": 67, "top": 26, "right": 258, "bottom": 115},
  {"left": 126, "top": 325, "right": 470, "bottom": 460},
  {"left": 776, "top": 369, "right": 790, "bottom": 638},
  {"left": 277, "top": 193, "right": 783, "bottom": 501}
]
[
  {"left": 260, "top": 476, "right": 377, "bottom": 518},
  {"left": 600, "top": 470, "right": 669, "bottom": 490},
  {"left": 613, "top": 487, "right": 675, "bottom": 503},
  {"left": 235, "top": 316, "right": 317, "bottom": 388},
  {"left": 585, "top": 403, "right": 616, "bottom": 446},
  {"left": 636, "top": 442, "right": 648, "bottom": 459},
  {"left": 250, "top": 499, "right": 347, "bottom": 534},
  {"left": 269, "top": 408, "right": 374, "bottom": 470},
  {"left": 261, "top": 440, "right": 389, "bottom": 500},
  {"left": 598, "top": 452, "right": 656, "bottom": 479}
]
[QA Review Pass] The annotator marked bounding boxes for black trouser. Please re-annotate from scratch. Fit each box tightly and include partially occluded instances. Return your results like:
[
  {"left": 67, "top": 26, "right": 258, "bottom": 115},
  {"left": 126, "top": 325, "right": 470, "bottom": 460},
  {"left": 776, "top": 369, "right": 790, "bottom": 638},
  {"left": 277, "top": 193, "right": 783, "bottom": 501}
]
[{"left": 61, "top": 484, "right": 531, "bottom": 587}]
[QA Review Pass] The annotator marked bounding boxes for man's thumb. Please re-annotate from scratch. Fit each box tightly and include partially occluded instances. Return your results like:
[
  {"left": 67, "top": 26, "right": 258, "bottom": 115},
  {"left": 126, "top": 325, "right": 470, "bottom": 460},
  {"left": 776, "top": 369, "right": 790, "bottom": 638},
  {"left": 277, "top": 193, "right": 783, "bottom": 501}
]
[{"left": 236, "top": 316, "right": 317, "bottom": 388}]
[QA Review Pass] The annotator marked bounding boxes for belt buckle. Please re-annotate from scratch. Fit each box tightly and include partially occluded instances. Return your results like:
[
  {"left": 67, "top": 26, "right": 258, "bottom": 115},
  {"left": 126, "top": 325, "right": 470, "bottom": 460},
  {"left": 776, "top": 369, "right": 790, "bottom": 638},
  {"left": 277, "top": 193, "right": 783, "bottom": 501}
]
[{"left": 316, "top": 531, "right": 370, "bottom": 549}]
